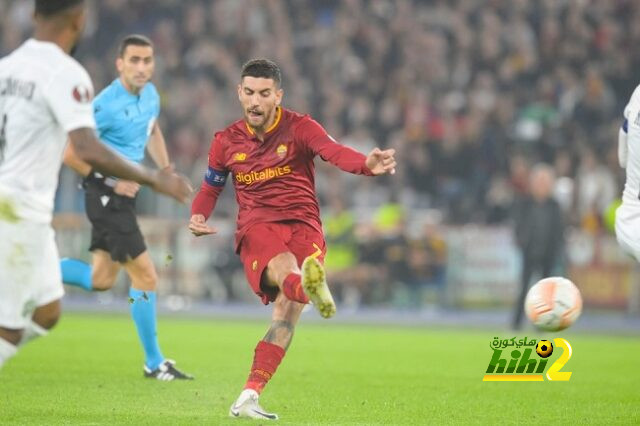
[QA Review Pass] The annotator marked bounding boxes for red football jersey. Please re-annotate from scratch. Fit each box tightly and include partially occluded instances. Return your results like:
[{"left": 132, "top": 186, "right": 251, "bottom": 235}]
[{"left": 192, "top": 107, "right": 373, "bottom": 250}]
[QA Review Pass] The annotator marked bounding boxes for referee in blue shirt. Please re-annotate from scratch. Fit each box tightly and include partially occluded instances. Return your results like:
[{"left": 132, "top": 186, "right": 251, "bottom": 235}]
[{"left": 61, "top": 35, "right": 192, "bottom": 380}]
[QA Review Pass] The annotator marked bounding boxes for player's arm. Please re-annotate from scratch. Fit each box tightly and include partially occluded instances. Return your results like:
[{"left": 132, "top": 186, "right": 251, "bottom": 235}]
[
  {"left": 299, "top": 118, "right": 396, "bottom": 176},
  {"left": 63, "top": 141, "right": 92, "bottom": 177},
  {"left": 147, "top": 122, "right": 171, "bottom": 169},
  {"left": 619, "top": 86, "right": 640, "bottom": 169},
  {"left": 189, "top": 134, "right": 228, "bottom": 237},
  {"left": 63, "top": 141, "right": 141, "bottom": 198},
  {"left": 68, "top": 128, "right": 191, "bottom": 202}
]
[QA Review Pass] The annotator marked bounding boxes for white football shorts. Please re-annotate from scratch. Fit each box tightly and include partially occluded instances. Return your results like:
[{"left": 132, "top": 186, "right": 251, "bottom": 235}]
[{"left": 0, "top": 219, "right": 64, "bottom": 329}]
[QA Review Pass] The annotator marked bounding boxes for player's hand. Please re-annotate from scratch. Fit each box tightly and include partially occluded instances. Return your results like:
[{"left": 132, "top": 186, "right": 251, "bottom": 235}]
[
  {"left": 113, "top": 180, "right": 140, "bottom": 198},
  {"left": 365, "top": 148, "right": 397, "bottom": 176},
  {"left": 189, "top": 214, "right": 217, "bottom": 237},
  {"left": 150, "top": 167, "right": 193, "bottom": 203}
]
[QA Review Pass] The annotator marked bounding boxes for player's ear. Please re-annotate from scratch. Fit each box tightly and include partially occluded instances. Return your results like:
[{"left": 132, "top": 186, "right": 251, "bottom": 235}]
[
  {"left": 116, "top": 57, "right": 124, "bottom": 73},
  {"left": 275, "top": 88, "right": 283, "bottom": 106},
  {"left": 70, "top": 5, "right": 87, "bottom": 34},
  {"left": 237, "top": 84, "right": 243, "bottom": 101}
]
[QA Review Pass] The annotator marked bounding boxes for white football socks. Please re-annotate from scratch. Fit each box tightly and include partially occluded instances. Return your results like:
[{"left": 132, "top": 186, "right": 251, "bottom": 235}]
[
  {"left": 19, "top": 321, "right": 48, "bottom": 347},
  {"left": 0, "top": 337, "right": 18, "bottom": 369}
]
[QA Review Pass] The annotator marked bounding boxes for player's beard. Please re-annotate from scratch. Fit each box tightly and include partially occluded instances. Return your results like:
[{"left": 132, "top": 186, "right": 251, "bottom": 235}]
[{"left": 247, "top": 107, "right": 273, "bottom": 132}]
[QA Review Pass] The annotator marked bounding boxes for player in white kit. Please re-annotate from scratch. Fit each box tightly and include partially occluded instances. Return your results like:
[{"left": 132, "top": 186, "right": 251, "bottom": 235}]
[
  {"left": 0, "top": 0, "right": 191, "bottom": 371},
  {"left": 615, "top": 84, "right": 640, "bottom": 260}
]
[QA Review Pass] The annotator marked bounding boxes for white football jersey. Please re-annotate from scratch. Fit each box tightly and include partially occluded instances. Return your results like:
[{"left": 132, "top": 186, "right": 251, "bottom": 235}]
[
  {"left": 0, "top": 39, "right": 95, "bottom": 223},
  {"left": 616, "top": 83, "right": 640, "bottom": 253},
  {"left": 620, "top": 84, "right": 640, "bottom": 208}
]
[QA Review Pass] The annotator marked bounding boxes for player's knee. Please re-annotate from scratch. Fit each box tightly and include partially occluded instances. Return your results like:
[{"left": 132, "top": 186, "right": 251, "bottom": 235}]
[
  {"left": 32, "top": 303, "right": 61, "bottom": 330},
  {"left": 0, "top": 328, "right": 23, "bottom": 346},
  {"left": 267, "top": 252, "right": 299, "bottom": 285},
  {"left": 37, "top": 312, "right": 60, "bottom": 330},
  {"left": 91, "top": 272, "right": 117, "bottom": 291},
  {"left": 132, "top": 268, "right": 158, "bottom": 291}
]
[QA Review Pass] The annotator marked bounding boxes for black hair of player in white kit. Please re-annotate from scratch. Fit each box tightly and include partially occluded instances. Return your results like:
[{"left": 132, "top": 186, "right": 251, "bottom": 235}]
[{"left": 35, "top": 0, "right": 85, "bottom": 17}]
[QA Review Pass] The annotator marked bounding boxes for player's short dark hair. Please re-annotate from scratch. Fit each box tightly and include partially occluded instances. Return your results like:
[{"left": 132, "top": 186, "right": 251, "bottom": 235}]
[
  {"left": 35, "top": 0, "right": 84, "bottom": 17},
  {"left": 118, "top": 34, "right": 154, "bottom": 58},
  {"left": 241, "top": 59, "right": 282, "bottom": 86}
]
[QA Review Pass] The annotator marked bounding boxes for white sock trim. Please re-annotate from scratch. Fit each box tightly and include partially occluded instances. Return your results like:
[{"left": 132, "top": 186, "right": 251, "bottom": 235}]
[
  {"left": 29, "top": 321, "right": 48, "bottom": 337},
  {"left": 0, "top": 337, "right": 18, "bottom": 368},
  {"left": 240, "top": 389, "right": 259, "bottom": 399},
  {"left": 19, "top": 321, "right": 49, "bottom": 347}
]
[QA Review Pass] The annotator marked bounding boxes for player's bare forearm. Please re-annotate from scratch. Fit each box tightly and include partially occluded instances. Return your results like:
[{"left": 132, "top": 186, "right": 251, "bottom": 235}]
[
  {"left": 65, "top": 138, "right": 141, "bottom": 198},
  {"left": 68, "top": 128, "right": 192, "bottom": 203},
  {"left": 68, "top": 128, "right": 155, "bottom": 185},
  {"left": 69, "top": 128, "right": 192, "bottom": 202},
  {"left": 147, "top": 122, "right": 170, "bottom": 169},
  {"left": 63, "top": 141, "right": 92, "bottom": 177}
]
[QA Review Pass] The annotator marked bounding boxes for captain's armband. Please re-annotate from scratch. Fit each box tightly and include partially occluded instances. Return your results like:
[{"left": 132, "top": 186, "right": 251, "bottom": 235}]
[{"left": 205, "top": 166, "right": 228, "bottom": 186}]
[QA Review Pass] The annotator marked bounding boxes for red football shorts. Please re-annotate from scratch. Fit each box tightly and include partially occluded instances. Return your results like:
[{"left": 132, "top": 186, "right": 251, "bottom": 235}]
[{"left": 238, "top": 220, "right": 326, "bottom": 305}]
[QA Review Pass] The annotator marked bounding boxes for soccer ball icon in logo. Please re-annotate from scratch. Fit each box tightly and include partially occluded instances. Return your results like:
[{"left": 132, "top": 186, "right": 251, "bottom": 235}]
[
  {"left": 524, "top": 277, "right": 582, "bottom": 331},
  {"left": 536, "top": 340, "right": 553, "bottom": 358}
]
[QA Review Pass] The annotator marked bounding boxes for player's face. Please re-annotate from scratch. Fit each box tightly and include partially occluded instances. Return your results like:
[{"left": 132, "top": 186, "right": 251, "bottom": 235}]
[
  {"left": 117, "top": 45, "right": 155, "bottom": 93},
  {"left": 238, "top": 77, "right": 283, "bottom": 131}
]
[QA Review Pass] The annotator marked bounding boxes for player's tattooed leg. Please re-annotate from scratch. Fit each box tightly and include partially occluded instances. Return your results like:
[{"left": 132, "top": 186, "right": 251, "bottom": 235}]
[{"left": 263, "top": 320, "right": 295, "bottom": 350}]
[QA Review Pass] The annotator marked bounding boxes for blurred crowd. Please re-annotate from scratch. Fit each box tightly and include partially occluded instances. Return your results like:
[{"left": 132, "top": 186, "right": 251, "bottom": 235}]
[{"left": 2, "top": 0, "right": 637, "bottom": 306}]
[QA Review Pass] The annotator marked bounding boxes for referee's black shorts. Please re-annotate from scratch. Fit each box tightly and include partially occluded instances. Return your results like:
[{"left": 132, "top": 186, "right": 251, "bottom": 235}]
[{"left": 83, "top": 173, "right": 146, "bottom": 263}]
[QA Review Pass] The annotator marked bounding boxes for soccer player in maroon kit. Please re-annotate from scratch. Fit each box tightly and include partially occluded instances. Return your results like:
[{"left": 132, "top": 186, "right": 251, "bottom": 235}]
[{"left": 189, "top": 59, "right": 396, "bottom": 420}]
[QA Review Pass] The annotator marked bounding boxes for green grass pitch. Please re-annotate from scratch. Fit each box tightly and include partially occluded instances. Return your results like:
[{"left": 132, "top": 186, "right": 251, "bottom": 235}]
[{"left": 1, "top": 312, "right": 639, "bottom": 425}]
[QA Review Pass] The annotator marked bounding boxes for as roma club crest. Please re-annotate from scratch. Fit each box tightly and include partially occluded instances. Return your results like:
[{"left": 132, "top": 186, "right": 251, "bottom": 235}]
[{"left": 276, "top": 144, "right": 287, "bottom": 159}]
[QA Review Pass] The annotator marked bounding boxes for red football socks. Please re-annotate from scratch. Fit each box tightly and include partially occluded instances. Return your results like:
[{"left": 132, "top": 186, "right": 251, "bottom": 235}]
[
  {"left": 245, "top": 340, "right": 286, "bottom": 393},
  {"left": 282, "top": 273, "right": 309, "bottom": 304}
]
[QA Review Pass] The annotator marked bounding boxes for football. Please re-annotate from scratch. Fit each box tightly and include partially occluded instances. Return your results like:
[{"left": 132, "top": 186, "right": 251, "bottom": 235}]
[{"left": 524, "top": 277, "right": 582, "bottom": 331}]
